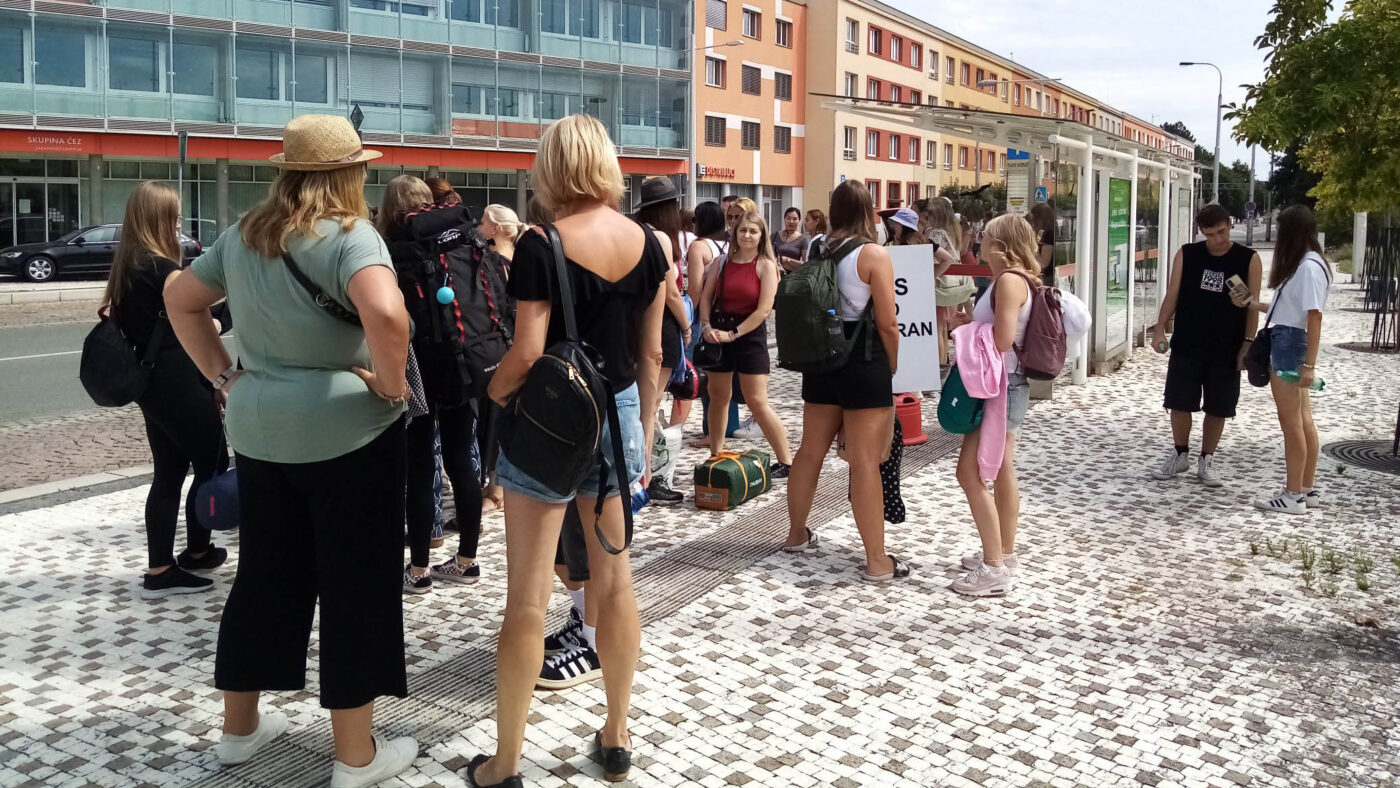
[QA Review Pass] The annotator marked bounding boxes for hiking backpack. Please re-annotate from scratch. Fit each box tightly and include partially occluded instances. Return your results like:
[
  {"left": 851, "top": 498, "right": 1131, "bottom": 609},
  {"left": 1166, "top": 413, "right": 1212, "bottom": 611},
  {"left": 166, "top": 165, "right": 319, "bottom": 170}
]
[
  {"left": 387, "top": 203, "right": 514, "bottom": 407},
  {"left": 1004, "top": 270, "right": 1067, "bottom": 381},
  {"left": 773, "top": 238, "right": 871, "bottom": 374}
]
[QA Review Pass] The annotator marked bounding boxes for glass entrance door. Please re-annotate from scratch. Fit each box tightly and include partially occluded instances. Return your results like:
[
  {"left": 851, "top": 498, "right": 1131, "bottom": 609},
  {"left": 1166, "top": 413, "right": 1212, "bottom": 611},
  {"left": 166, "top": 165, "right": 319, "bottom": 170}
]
[
  {"left": 1, "top": 180, "right": 81, "bottom": 248},
  {"left": 0, "top": 183, "right": 12, "bottom": 249},
  {"left": 47, "top": 182, "right": 80, "bottom": 241},
  {"left": 14, "top": 182, "right": 46, "bottom": 246}
]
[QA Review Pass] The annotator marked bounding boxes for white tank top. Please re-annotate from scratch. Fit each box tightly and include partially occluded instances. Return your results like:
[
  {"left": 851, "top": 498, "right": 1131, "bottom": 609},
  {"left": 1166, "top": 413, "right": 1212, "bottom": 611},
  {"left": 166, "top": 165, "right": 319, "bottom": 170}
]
[
  {"left": 972, "top": 270, "right": 1033, "bottom": 373},
  {"left": 835, "top": 242, "right": 871, "bottom": 320}
]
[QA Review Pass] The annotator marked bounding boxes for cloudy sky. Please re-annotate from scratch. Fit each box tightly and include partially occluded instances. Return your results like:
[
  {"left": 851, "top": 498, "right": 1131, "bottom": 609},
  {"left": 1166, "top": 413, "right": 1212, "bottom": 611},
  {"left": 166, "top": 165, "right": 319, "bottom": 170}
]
[{"left": 883, "top": 0, "right": 1280, "bottom": 168}]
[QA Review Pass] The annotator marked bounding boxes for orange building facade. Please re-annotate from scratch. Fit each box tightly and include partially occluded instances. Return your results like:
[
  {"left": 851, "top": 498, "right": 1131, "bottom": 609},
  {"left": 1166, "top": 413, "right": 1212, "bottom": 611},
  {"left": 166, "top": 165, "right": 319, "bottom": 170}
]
[{"left": 692, "top": 0, "right": 807, "bottom": 228}]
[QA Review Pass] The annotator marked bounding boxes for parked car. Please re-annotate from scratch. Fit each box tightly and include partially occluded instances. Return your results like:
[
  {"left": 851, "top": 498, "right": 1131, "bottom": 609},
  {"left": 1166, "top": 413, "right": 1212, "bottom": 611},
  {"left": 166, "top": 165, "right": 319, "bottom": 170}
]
[{"left": 0, "top": 224, "right": 202, "bottom": 283}]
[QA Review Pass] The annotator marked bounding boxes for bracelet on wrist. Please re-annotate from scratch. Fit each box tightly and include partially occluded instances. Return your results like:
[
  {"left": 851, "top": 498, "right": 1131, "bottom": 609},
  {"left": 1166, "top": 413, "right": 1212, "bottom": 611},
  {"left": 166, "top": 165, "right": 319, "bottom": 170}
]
[{"left": 212, "top": 366, "right": 237, "bottom": 390}]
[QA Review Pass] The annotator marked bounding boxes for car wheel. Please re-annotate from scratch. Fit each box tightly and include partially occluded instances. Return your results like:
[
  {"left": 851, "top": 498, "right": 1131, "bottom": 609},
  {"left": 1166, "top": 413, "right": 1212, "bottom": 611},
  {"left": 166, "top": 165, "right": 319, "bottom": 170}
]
[{"left": 23, "top": 256, "right": 57, "bottom": 283}]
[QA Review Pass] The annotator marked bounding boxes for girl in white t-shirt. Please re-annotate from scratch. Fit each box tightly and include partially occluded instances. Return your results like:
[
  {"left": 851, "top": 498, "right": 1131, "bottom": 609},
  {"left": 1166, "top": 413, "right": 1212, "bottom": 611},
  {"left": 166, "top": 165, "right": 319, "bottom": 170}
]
[{"left": 1244, "top": 205, "right": 1332, "bottom": 515}]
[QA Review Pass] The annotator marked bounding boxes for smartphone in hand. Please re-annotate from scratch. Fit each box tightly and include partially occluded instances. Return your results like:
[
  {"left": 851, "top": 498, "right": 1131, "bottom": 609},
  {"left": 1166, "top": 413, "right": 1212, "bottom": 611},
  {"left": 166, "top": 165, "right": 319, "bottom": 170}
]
[{"left": 1226, "top": 274, "right": 1252, "bottom": 306}]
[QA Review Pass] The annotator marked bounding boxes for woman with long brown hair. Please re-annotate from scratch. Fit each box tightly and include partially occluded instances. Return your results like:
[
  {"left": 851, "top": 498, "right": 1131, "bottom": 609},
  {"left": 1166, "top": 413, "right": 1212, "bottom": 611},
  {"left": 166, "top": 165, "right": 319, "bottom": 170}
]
[
  {"left": 951, "top": 214, "right": 1040, "bottom": 597},
  {"left": 105, "top": 181, "right": 229, "bottom": 600},
  {"left": 781, "top": 181, "right": 905, "bottom": 580},
  {"left": 164, "top": 115, "right": 418, "bottom": 785}
]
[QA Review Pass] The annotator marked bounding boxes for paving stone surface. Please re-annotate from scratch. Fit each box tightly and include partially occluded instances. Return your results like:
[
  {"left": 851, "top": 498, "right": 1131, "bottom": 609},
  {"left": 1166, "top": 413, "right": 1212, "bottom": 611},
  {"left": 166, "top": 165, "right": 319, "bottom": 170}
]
[
  {"left": 0, "top": 409, "right": 153, "bottom": 493},
  {"left": 0, "top": 285, "right": 1397, "bottom": 787}
]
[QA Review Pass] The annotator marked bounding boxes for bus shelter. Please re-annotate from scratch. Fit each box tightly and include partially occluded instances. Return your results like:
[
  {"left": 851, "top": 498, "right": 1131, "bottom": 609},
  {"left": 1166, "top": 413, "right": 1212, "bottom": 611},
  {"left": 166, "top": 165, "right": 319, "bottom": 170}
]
[{"left": 818, "top": 97, "right": 1200, "bottom": 383}]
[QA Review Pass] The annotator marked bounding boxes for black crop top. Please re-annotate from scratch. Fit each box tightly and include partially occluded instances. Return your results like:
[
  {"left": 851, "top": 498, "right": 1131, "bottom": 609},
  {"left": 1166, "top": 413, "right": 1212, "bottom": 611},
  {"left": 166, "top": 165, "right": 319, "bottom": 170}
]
[{"left": 509, "top": 220, "right": 668, "bottom": 393}]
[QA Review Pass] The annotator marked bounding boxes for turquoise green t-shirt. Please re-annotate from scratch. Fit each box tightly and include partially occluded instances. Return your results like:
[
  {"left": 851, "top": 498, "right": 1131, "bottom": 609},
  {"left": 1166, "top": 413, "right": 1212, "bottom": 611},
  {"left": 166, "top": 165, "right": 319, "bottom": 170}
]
[{"left": 191, "top": 218, "right": 405, "bottom": 463}]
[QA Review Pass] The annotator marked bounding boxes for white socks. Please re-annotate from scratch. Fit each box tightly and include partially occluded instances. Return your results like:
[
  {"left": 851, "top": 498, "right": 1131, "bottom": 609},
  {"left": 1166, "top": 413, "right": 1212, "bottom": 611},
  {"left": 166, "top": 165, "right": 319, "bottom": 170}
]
[
  {"left": 581, "top": 623, "right": 598, "bottom": 651},
  {"left": 568, "top": 586, "right": 598, "bottom": 650},
  {"left": 568, "top": 587, "right": 586, "bottom": 616}
]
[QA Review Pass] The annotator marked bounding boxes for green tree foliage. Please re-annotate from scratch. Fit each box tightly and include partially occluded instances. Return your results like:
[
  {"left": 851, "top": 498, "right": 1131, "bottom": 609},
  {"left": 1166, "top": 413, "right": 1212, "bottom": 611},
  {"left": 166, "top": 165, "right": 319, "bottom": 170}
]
[
  {"left": 1161, "top": 120, "right": 1196, "bottom": 144},
  {"left": 1269, "top": 142, "right": 1319, "bottom": 209},
  {"left": 1229, "top": 0, "right": 1400, "bottom": 214}
]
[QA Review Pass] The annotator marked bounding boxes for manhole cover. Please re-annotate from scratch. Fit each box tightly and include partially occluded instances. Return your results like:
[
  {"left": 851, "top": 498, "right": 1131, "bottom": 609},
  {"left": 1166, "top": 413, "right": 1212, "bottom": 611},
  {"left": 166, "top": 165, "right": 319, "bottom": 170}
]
[
  {"left": 1336, "top": 342, "right": 1399, "bottom": 354},
  {"left": 1324, "top": 440, "right": 1400, "bottom": 476}
]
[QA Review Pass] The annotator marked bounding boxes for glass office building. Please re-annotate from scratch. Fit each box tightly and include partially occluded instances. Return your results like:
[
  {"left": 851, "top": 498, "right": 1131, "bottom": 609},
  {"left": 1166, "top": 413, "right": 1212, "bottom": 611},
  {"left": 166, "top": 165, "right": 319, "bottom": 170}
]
[{"left": 0, "top": 0, "right": 692, "bottom": 246}]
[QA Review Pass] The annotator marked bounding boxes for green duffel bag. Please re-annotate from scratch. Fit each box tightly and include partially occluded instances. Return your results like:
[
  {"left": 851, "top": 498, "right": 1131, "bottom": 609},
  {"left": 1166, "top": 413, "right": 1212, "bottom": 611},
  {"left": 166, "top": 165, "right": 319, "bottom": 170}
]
[
  {"left": 694, "top": 449, "right": 771, "bottom": 511},
  {"left": 937, "top": 364, "right": 985, "bottom": 435}
]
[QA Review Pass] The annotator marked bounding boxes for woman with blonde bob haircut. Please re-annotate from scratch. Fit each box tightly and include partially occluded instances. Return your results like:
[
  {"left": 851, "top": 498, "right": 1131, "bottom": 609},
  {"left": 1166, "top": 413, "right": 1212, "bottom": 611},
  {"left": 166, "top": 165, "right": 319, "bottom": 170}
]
[
  {"left": 470, "top": 113, "right": 667, "bottom": 786},
  {"left": 950, "top": 213, "right": 1040, "bottom": 598},
  {"left": 480, "top": 203, "right": 525, "bottom": 261},
  {"left": 164, "top": 115, "right": 419, "bottom": 787},
  {"left": 105, "top": 181, "right": 232, "bottom": 601}
]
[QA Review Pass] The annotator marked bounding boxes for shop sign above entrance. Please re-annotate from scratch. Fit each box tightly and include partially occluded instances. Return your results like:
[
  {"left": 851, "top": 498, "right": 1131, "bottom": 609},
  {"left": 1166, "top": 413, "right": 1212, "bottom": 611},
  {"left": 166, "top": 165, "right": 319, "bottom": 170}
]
[
  {"left": 18, "top": 134, "right": 89, "bottom": 154},
  {"left": 696, "top": 163, "right": 736, "bottom": 180}
]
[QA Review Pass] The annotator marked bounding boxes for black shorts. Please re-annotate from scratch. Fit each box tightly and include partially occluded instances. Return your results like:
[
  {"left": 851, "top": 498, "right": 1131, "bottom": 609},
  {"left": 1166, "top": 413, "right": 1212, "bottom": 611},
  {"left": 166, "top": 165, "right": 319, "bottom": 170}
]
[
  {"left": 710, "top": 313, "right": 770, "bottom": 375},
  {"left": 802, "top": 324, "right": 893, "bottom": 409},
  {"left": 1164, "top": 350, "right": 1241, "bottom": 418},
  {"left": 553, "top": 502, "right": 589, "bottom": 582},
  {"left": 661, "top": 315, "right": 683, "bottom": 370}
]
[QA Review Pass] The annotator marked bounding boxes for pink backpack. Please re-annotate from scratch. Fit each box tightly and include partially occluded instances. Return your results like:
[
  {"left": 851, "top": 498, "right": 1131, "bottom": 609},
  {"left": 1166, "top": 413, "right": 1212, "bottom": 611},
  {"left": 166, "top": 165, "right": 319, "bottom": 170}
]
[{"left": 1004, "top": 270, "right": 1067, "bottom": 381}]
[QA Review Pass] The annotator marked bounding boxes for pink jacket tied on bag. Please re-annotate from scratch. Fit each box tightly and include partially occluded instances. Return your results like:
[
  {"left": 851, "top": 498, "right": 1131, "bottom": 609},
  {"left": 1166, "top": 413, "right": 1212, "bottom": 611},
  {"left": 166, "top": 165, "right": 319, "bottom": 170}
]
[{"left": 951, "top": 321, "right": 1007, "bottom": 481}]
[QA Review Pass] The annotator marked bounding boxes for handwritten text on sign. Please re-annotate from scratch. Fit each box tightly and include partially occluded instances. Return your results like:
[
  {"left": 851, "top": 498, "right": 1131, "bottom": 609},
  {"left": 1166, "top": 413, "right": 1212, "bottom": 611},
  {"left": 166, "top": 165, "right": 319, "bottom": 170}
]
[{"left": 888, "top": 245, "right": 941, "bottom": 393}]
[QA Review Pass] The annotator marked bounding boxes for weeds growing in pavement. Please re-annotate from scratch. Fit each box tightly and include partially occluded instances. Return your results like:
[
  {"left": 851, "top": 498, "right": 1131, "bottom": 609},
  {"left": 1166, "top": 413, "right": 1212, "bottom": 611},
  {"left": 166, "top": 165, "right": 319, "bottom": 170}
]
[
  {"left": 1393, "top": 554, "right": 1400, "bottom": 574},
  {"left": 1303, "top": 569, "right": 1316, "bottom": 590},
  {"left": 1357, "top": 572, "right": 1372, "bottom": 593},
  {"left": 1249, "top": 541, "right": 1261, "bottom": 556},
  {"left": 1299, "top": 544, "right": 1317, "bottom": 571},
  {"left": 1320, "top": 578, "right": 1340, "bottom": 598},
  {"left": 1354, "top": 548, "right": 1374, "bottom": 576},
  {"left": 1323, "top": 549, "right": 1346, "bottom": 575}
]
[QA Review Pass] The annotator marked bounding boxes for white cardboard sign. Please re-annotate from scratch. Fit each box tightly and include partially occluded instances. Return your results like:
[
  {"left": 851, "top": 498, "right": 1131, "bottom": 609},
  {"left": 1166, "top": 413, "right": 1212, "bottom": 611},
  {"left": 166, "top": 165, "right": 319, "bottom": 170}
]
[{"left": 888, "top": 244, "right": 942, "bottom": 393}]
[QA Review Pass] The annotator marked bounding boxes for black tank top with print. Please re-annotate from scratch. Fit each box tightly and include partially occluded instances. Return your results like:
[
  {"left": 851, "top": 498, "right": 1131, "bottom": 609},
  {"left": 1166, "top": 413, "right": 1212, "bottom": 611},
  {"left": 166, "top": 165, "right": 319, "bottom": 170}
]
[{"left": 1172, "top": 240, "right": 1253, "bottom": 359}]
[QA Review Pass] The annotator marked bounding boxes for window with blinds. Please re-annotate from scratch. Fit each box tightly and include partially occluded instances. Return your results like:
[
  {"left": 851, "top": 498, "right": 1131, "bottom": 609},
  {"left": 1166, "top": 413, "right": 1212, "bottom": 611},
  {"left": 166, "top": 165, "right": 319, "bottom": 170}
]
[
  {"left": 705, "top": 0, "right": 726, "bottom": 30},
  {"left": 705, "top": 115, "right": 725, "bottom": 146},
  {"left": 775, "top": 72, "right": 791, "bottom": 101},
  {"left": 345, "top": 52, "right": 432, "bottom": 110},
  {"left": 740, "top": 121, "right": 759, "bottom": 150},
  {"left": 774, "top": 125, "right": 791, "bottom": 154},
  {"left": 741, "top": 65, "right": 760, "bottom": 95}
]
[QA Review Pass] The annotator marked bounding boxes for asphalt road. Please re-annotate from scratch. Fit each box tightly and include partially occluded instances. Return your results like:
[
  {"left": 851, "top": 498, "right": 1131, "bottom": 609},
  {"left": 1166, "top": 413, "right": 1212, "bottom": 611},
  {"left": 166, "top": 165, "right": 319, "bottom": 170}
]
[{"left": 0, "top": 321, "right": 235, "bottom": 424}]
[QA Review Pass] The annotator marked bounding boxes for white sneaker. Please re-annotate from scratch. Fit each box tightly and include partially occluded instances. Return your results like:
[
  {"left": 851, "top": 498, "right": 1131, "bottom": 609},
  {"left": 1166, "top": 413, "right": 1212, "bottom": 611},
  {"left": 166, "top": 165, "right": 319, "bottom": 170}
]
[
  {"left": 329, "top": 735, "right": 418, "bottom": 788},
  {"left": 950, "top": 563, "right": 1012, "bottom": 597},
  {"left": 1252, "top": 488, "right": 1306, "bottom": 516},
  {"left": 1196, "top": 454, "right": 1223, "bottom": 488},
  {"left": 216, "top": 712, "right": 289, "bottom": 766},
  {"left": 732, "top": 416, "right": 763, "bottom": 440},
  {"left": 1302, "top": 488, "right": 1322, "bottom": 509},
  {"left": 1151, "top": 448, "right": 1190, "bottom": 480},
  {"left": 960, "top": 551, "right": 1019, "bottom": 572}
]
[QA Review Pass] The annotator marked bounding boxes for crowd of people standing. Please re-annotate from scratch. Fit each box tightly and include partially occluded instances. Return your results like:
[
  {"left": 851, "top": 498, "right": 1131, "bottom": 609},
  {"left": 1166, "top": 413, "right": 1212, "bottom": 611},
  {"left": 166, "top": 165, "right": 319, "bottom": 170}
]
[{"left": 94, "top": 107, "right": 1333, "bottom": 786}]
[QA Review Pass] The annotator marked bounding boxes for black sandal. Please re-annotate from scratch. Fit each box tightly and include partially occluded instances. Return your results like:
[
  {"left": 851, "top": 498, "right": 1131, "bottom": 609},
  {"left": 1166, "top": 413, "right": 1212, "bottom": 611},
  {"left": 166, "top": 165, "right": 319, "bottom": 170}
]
[
  {"left": 593, "top": 731, "right": 632, "bottom": 783},
  {"left": 466, "top": 754, "right": 524, "bottom": 788},
  {"left": 862, "top": 555, "right": 912, "bottom": 582}
]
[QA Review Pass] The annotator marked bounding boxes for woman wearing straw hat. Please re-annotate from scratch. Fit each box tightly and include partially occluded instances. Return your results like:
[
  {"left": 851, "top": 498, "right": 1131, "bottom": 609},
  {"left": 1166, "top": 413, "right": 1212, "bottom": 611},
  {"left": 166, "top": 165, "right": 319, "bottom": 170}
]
[{"left": 164, "top": 114, "right": 418, "bottom": 787}]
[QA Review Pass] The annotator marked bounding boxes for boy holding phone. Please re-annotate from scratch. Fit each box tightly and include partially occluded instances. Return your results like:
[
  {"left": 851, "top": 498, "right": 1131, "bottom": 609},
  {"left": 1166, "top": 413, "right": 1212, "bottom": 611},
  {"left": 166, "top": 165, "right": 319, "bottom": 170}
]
[{"left": 1149, "top": 203, "right": 1262, "bottom": 488}]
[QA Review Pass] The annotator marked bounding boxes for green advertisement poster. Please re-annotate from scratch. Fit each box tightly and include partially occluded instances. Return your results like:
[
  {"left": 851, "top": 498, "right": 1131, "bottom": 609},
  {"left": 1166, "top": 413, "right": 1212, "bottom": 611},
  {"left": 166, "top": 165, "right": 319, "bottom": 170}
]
[{"left": 1108, "top": 178, "right": 1131, "bottom": 271}]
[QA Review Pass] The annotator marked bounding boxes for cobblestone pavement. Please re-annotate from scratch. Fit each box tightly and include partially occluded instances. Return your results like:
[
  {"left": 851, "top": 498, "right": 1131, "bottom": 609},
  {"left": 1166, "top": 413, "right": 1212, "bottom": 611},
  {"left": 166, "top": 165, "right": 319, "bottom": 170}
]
[
  {"left": 0, "top": 409, "right": 152, "bottom": 493},
  {"left": 0, "top": 301, "right": 99, "bottom": 329},
  {"left": 1, "top": 286, "right": 1397, "bottom": 788}
]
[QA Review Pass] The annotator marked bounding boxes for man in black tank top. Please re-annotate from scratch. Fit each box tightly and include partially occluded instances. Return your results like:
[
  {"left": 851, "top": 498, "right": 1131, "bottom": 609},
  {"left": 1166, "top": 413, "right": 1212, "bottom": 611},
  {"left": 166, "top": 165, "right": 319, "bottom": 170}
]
[{"left": 1149, "top": 204, "right": 1262, "bottom": 488}]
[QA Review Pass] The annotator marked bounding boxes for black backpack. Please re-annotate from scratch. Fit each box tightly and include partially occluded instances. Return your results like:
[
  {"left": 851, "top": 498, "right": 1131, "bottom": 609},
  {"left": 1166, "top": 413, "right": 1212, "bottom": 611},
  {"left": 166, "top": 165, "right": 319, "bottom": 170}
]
[
  {"left": 387, "top": 204, "right": 513, "bottom": 407},
  {"left": 79, "top": 305, "right": 165, "bottom": 407},
  {"left": 773, "top": 237, "right": 871, "bottom": 374}
]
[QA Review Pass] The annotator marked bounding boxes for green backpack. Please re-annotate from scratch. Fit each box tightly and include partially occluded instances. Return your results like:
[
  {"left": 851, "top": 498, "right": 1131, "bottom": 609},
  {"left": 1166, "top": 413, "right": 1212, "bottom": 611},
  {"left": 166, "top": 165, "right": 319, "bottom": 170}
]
[
  {"left": 937, "top": 365, "right": 985, "bottom": 435},
  {"left": 774, "top": 238, "right": 872, "bottom": 374}
]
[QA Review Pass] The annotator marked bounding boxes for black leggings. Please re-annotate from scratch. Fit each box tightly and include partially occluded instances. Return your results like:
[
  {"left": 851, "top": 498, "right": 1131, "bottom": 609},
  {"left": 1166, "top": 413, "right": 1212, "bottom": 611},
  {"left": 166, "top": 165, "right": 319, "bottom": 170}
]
[
  {"left": 135, "top": 355, "right": 226, "bottom": 569},
  {"left": 216, "top": 419, "right": 408, "bottom": 709},
  {"left": 406, "top": 403, "right": 482, "bottom": 567}
]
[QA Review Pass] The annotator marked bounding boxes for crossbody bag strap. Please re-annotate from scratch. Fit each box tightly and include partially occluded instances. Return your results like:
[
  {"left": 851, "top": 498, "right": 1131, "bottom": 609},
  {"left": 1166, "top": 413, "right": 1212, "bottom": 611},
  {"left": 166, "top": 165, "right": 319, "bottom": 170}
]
[
  {"left": 542, "top": 224, "right": 579, "bottom": 343},
  {"left": 139, "top": 311, "right": 169, "bottom": 369},
  {"left": 282, "top": 252, "right": 362, "bottom": 327},
  {"left": 592, "top": 384, "right": 634, "bottom": 556}
]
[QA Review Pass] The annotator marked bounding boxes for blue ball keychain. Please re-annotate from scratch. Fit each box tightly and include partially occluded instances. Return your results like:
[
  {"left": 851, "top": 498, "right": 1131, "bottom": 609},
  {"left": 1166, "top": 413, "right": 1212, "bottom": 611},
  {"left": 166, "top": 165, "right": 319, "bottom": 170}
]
[{"left": 436, "top": 285, "right": 455, "bottom": 304}]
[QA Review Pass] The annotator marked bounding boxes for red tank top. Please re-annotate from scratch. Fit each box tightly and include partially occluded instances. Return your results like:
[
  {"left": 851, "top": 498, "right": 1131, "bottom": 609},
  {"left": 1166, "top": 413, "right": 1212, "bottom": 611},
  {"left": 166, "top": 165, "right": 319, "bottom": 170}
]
[{"left": 718, "top": 259, "right": 761, "bottom": 315}]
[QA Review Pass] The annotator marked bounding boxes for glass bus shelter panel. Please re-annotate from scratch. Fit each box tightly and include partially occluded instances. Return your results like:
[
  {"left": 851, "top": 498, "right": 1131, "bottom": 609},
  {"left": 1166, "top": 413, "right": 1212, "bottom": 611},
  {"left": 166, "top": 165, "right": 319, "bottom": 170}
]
[
  {"left": 1134, "top": 167, "right": 1162, "bottom": 343},
  {"left": 1051, "top": 150, "right": 1078, "bottom": 293},
  {"left": 1104, "top": 176, "right": 1132, "bottom": 352}
]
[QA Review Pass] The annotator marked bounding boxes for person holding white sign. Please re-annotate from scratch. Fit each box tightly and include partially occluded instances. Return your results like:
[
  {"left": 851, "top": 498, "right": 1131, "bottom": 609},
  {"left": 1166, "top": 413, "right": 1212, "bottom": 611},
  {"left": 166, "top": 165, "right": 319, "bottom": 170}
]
[{"left": 781, "top": 181, "right": 907, "bottom": 582}]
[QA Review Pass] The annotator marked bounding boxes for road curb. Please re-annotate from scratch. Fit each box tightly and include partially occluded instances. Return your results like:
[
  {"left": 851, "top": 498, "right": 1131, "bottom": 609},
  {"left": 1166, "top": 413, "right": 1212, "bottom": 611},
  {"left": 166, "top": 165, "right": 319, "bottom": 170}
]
[
  {"left": 0, "top": 464, "right": 155, "bottom": 506},
  {"left": 0, "top": 287, "right": 104, "bottom": 305}
]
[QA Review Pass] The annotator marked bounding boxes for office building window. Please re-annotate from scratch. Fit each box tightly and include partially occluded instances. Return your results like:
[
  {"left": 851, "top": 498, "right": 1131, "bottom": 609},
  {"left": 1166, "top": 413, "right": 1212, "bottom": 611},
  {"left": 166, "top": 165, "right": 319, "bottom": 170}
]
[
  {"left": 845, "top": 19, "right": 858, "bottom": 52},
  {"left": 0, "top": 25, "right": 21, "bottom": 84},
  {"left": 774, "top": 125, "right": 791, "bottom": 154},
  {"left": 843, "top": 126, "right": 856, "bottom": 159},
  {"left": 888, "top": 134, "right": 899, "bottom": 160},
  {"left": 844, "top": 72, "right": 857, "bottom": 97},
  {"left": 775, "top": 72, "right": 791, "bottom": 101},
  {"left": 776, "top": 18, "right": 792, "bottom": 47},
  {"left": 909, "top": 137, "right": 918, "bottom": 163},
  {"left": 742, "top": 8, "right": 760, "bottom": 38},
  {"left": 890, "top": 35, "right": 902, "bottom": 62},
  {"left": 35, "top": 25, "right": 86, "bottom": 87},
  {"left": 889, "top": 85, "right": 900, "bottom": 103},
  {"left": 867, "top": 78, "right": 880, "bottom": 100},
  {"left": 958, "top": 146, "right": 968, "bottom": 168},
  {"left": 741, "top": 120, "right": 759, "bottom": 150},
  {"left": 959, "top": 62, "right": 969, "bottom": 86},
  {"left": 943, "top": 143, "right": 952, "bottom": 169},
  {"left": 450, "top": 0, "right": 520, "bottom": 24},
  {"left": 292, "top": 53, "right": 328, "bottom": 104},
  {"left": 911, "top": 44, "right": 921, "bottom": 70},
  {"left": 236, "top": 46, "right": 280, "bottom": 100},
  {"left": 704, "top": 115, "right": 726, "bottom": 146},
  {"left": 741, "top": 64, "right": 760, "bottom": 95},
  {"left": 868, "top": 27, "right": 881, "bottom": 55},
  {"left": 174, "top": 40, "right": 218, "bottom": 97},
  {"left": 705, "top": 57, "right": 725, "bottom": 87},
  {"left": 866, "top": 130, "right": 878, "bottom": 157},
  {"left": 109, "top": 35, "right": 162, "bottom": 93},
  {"left": 706, "top": 0, "right": 726, "bottom": 30}
]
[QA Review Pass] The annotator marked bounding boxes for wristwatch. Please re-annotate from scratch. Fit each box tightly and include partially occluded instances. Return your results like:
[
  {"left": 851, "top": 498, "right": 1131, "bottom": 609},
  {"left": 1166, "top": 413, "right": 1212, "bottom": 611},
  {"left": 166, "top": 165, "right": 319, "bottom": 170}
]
[{"left": 212, "top": 366, "right": 237, "bottom": 390}]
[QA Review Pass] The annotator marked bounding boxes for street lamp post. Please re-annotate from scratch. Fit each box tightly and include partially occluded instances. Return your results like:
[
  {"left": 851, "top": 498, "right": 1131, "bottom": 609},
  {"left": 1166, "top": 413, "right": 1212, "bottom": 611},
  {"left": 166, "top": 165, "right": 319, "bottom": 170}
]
[{"left": 1179, "top": 61, "right": 1222, "bottom": 204}]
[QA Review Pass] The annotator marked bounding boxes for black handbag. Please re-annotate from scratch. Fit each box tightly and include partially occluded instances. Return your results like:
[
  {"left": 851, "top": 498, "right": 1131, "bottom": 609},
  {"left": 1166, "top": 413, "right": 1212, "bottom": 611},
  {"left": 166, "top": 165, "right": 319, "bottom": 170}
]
[
  {"left": 79, "top": 305, "right": 167, "bottom": 407},
  {"left": 693, "top": 256, "right": 729, "bottom": 371},
  {"left": 1245, "top": 326, "right": 1272, "bottom": 388},
  {"left": 498, "top": 224, "right": 634, "bottom": 554}
]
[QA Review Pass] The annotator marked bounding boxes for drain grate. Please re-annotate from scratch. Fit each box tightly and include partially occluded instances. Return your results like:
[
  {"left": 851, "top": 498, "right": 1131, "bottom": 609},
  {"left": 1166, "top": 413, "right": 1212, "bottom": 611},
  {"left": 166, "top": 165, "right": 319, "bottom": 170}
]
[
  {"left": 1335, "top": 342, "right": 1399, "bottom": 354},
  {"left": 1324, "top": 440, "right": 1400, "bottom": 476}
]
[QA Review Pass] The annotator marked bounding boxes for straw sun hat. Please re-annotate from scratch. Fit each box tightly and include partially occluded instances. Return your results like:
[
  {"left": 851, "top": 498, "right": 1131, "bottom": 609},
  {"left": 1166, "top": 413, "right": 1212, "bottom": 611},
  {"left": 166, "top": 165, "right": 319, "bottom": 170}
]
[{"left": 269, "top": 114, "right": 382, "bottom": 171}]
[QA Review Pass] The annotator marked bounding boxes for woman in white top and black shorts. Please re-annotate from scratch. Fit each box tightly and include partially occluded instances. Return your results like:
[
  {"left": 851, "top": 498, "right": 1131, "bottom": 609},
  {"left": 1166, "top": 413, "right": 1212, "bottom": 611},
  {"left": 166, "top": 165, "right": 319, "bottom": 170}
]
[{"left": 781, "top": 181, "right": 906, "bottom": 581}]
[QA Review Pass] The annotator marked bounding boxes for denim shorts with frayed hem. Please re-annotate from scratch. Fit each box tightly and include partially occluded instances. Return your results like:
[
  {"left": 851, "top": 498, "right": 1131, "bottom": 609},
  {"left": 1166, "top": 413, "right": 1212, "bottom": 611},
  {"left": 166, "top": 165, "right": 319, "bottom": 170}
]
[{"left": 1270, "top": 325, "right": 1308, "bottom": 375}]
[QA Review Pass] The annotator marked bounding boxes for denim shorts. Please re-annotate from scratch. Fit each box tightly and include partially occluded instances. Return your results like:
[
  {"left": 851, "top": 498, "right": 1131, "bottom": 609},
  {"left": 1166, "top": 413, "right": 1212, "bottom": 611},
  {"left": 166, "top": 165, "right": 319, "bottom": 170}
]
[
  {"left": 495, "top": 383, "right": 646, "bottom": 505},
  {"left": 1006, "top": 373, "right": 1030, "bottom": 433},
  {"left": 1270, "top": 325, "right": 1307, "bottom": 375}
]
